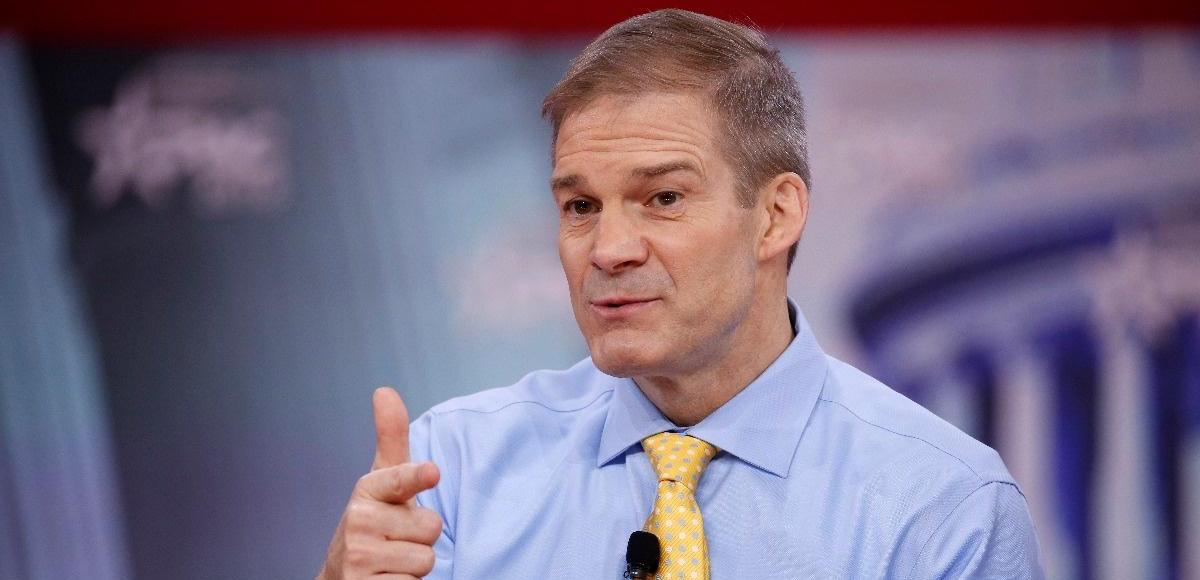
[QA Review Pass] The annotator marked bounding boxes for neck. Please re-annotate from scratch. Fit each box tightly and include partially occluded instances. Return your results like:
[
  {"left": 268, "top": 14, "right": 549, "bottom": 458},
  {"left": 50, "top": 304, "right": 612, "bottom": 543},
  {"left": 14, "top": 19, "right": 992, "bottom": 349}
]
[{"left": 634, "top": 293, "right": 794, "bottom": 426}]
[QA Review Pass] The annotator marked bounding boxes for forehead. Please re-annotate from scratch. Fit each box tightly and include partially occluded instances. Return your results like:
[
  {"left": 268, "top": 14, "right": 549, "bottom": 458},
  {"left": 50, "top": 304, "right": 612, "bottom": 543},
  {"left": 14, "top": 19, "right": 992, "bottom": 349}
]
[{"left": 552, "top": 92, "right": 723, "bottom": 175}]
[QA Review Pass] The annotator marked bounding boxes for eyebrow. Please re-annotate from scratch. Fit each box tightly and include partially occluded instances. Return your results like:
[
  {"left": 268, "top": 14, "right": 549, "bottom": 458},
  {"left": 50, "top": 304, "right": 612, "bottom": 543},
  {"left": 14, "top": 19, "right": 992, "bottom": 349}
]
[
  {"left": 550, "top": 160, "right": 701, "bottom": 192},
  {"left": 632, "top": 160, "right": 702, "bottom": 180},
  {"left": 550, "top": 174, "right": 582, "bottom": 192}
]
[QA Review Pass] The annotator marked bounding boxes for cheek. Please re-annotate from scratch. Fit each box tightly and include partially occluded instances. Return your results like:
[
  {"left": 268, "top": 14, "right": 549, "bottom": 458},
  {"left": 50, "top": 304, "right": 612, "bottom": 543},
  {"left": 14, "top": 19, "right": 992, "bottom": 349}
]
[
  {"left": 559, "top": 239, "right": 602, "bottom": 328},
  {"left": 659, "top": 223, "right": 758, "bottom": 313},
  {"left": 663, "top": 219, "right": 755, "bottom": 276},
  {"left": 558, "top": 237, "right": 587, "bottom": 289}
]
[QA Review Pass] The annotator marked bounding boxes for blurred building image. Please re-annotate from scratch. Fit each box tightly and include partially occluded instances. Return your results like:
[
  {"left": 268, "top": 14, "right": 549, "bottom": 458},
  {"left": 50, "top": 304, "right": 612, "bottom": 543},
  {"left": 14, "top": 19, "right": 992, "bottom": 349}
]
[{"left": 0, "top": 6, "right": 1198, "bottom": 579}]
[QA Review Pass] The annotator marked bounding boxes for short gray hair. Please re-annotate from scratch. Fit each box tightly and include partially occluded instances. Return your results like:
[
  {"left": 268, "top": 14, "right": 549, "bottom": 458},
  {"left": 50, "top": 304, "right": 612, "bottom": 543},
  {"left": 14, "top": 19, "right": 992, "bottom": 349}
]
[{"left": 542, "top": 9, "right": 810, "bottom": 269}]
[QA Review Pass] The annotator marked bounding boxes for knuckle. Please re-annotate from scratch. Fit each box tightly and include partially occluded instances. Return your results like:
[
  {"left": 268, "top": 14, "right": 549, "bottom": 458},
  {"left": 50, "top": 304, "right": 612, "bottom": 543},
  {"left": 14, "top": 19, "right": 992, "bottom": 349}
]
[
  {"left": 345, "top": 500, "right": 368, "bottom": 520},
  {"left": 343, "top": 538, "right": 371, "bottom": 569},
  {"left": 409, "top": 545, "right": 435, "bottom": 575},
  {"left": 388, "top": 466, "right": 407, "bottom": 490},
  {"left": 343, "top": 502, "right": 372, "bottom": 532},
  {"left": 392, "top": 465, "right": 417, "bottom": 491},
  {"left": 353, "top": 472, "right": 375, "bottom": 495},
  {"left": 417, "top": 509, "right": 443, "bottom": 539}
]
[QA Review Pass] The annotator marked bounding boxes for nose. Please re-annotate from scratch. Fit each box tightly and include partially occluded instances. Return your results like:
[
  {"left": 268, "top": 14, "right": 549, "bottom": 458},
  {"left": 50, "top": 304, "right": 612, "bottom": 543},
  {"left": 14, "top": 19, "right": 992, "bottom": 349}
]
[{"left": 590, "top": 207, "right": 648, "bottom": 274}]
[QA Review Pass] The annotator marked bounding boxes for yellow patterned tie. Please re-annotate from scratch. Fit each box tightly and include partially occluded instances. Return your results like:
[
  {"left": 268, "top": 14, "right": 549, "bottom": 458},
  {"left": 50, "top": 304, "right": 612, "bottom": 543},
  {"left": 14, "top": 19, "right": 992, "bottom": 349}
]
[{"left": 641, "top": 432, "right": 718, "bottom": 580}]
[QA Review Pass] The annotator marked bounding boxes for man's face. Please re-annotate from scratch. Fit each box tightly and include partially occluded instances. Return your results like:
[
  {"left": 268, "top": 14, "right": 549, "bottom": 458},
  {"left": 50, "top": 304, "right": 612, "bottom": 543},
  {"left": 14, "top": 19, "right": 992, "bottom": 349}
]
[{"left": 552, "top": 92, "right": 764, "bottom": 378}]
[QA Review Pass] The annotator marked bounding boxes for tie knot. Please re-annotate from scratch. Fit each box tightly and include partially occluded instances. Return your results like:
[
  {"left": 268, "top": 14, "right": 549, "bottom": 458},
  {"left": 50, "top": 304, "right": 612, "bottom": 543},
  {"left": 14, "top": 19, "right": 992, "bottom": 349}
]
[{"left": 641, "top": 432, "right": 717, "bottom": 489}]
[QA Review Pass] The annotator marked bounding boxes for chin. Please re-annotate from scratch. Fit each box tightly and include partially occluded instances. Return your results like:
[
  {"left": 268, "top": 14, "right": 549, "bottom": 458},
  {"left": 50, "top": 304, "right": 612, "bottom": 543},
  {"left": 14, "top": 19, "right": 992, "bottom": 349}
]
[{"left": 587, "top": 334, "right": 665, "bottom": 378}]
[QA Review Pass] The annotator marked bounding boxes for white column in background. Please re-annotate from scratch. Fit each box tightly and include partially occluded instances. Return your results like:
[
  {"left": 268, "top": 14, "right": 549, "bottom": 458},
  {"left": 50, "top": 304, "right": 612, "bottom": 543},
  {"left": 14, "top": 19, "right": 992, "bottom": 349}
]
[
  {"left": 994, "top": 345, "right": 1076, "bottom": 580},
  {"left": 1092, "top": 321, "right": 1161, "bottom": 580}
]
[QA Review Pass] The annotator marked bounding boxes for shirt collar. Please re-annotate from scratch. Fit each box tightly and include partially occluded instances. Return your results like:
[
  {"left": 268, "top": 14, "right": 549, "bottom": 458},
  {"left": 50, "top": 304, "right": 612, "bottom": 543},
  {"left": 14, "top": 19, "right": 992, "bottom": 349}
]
[{"left": 596, "top": 299, "right": 829, "bottom": 478}]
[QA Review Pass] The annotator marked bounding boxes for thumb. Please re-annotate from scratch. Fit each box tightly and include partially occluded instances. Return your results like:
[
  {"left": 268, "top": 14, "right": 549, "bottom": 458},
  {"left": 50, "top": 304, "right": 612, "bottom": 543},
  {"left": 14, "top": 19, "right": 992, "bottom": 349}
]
[{"left": 371, "top": 386, "right": 411, "bottom": 470}]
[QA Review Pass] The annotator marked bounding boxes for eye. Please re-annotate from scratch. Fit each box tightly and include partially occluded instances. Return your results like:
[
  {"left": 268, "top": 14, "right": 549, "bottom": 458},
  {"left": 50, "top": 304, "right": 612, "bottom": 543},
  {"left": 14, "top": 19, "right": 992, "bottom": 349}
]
[
  {"left": 650, "top": 191, "right": 681, "bottom": 206},
  {"left": 565, "top": 198, "right": 598, "bottom": 215}
]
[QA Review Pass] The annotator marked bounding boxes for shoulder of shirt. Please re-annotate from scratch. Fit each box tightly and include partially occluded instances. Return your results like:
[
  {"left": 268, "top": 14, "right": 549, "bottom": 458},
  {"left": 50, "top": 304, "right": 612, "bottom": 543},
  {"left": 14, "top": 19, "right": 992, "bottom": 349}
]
[
  {"left": 816, "top": 354, "right": 1017, "bottom": 487},
  {"left": 424, "top": 356, "right": 614, "bottom": 417}
]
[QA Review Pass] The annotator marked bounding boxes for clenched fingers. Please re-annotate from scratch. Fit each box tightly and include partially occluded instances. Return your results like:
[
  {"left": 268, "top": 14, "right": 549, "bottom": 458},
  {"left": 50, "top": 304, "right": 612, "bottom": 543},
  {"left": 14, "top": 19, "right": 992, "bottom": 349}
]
[
  {"left": 341, "top": 537, "right": 436, "bottom": 577},
  {"left": 344, "top": 501, "right": 443, "bottom": 545}
]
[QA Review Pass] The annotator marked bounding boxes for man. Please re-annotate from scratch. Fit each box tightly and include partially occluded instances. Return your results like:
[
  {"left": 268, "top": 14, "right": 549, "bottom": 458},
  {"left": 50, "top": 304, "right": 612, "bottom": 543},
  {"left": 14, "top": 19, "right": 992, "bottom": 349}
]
[{"left": 319, "top": 9, "right": 1042, "bottom": 579}]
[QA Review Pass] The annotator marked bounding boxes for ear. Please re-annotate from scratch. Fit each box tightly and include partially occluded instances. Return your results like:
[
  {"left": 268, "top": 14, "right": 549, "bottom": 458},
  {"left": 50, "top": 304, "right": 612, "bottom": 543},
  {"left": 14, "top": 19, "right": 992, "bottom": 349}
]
[{"left": 757, "top": 172, "right": 809, "bottom": 264}]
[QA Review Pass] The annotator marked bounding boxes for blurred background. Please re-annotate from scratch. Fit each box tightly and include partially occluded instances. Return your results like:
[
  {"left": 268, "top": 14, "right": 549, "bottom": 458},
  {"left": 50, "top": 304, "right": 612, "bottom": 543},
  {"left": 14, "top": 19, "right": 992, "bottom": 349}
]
[{"left": 1, "top": 1, "right": 1198, "bottom": 579}]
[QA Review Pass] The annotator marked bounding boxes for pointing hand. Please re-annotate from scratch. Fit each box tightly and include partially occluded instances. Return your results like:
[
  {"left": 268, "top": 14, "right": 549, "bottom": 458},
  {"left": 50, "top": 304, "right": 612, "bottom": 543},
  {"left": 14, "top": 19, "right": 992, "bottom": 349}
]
[{"left": 318, "top": 388, "right": 442, "bottom": 579}]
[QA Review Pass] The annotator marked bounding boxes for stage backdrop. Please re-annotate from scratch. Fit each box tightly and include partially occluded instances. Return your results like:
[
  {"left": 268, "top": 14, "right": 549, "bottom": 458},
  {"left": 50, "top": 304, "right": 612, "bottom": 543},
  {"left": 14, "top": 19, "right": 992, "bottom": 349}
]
[{"left": 1, "top": 29, "right": 1198, "bottom": 580}]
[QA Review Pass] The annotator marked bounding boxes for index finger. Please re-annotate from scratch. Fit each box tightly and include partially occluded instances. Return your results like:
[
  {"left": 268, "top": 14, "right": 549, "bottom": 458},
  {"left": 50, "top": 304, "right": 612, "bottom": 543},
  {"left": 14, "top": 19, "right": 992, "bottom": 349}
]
[{"left": 372, "top": 387, "right": 411, "bottom": 470}]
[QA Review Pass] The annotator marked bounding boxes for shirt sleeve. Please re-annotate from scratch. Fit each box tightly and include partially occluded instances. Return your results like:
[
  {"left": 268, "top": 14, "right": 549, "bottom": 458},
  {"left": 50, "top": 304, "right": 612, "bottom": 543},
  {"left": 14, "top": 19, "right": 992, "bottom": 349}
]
[
  {"left": 903, "top": 481, "right": 1044, "bottom": 579},
  {"left": 408, "top": 410, "right": 456, "bottom": 579}
]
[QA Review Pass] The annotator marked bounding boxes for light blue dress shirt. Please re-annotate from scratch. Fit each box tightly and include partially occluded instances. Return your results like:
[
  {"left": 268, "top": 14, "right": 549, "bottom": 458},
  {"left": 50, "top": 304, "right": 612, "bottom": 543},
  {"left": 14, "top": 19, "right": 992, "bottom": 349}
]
[{"left": 409, "top": 303, "right": 1043, "bottom": 578}]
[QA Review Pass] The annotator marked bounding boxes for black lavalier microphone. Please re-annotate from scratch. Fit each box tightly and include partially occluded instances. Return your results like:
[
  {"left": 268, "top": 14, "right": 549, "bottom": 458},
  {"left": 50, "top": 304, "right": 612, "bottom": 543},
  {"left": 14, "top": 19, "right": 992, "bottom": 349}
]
[{"left": 625, "top": 530, "right": 660, "bottom": 579}]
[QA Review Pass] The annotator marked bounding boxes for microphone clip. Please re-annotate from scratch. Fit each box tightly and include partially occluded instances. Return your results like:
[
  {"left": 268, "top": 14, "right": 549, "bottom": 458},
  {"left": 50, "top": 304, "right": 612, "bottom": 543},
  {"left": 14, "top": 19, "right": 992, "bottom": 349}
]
[{"left": 624, "top": 530, "right": 660, "bottom": 579}]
